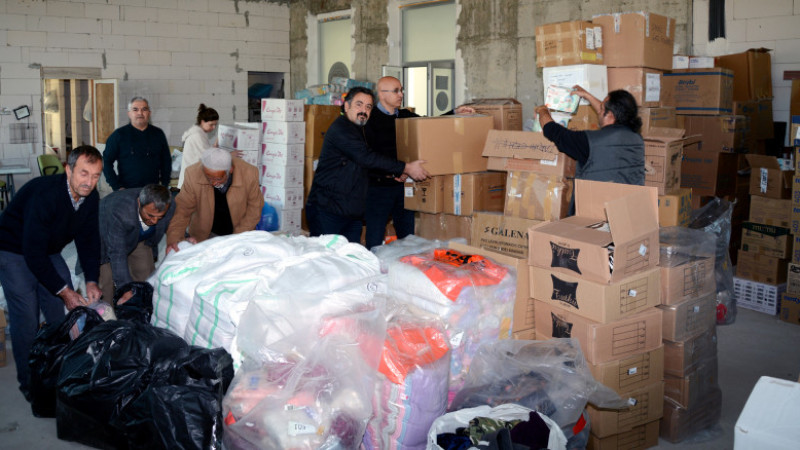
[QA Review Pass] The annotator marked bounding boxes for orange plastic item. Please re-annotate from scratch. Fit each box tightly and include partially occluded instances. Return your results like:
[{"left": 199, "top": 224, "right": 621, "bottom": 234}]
[
  {"left": 379, "top": 325, "right": 450, "bottom": 384},
  {"left": 400, "top": 249, "right": 508, "bottom": 301}
]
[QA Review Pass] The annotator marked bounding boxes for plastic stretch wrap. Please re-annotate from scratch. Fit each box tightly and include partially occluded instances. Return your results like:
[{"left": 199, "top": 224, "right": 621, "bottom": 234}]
[
  {"left": 659, "top": 226, "right": 717, "bottom": 268},
  {"left": 372, "top": 235, "right": 462, "bottom": 273}
]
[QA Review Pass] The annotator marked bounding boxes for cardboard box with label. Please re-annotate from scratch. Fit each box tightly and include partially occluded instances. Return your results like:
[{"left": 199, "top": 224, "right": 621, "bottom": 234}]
[
  {"left": 640, "top": 107, "right": 677, "bottom": 135},
  {"left": 588, "top": 420, "right": 659, "bottom": 450},
  {"left": 788, "top": 263, "right": 800, "bottom": 294},
  {"left": 740, "top": 222, "right": 792, "bottom": 258},
  {"left": 486, "top": 153, "right": 576, "bottom": 177},
  {"left": 470, "top": 212, "right": 542, "bottom": 259},
  {"left": 444, "top": 172, "right": 506, "bottom": 216},
  {"left": 260, "top": 162, "right": 303, "bottom": 188},
  {"left": 404, "top": 176, "right": 444, "bottom": 213},
  {"left": 689, "top": 56, "right": 715, "bottom": 69},
  {"left": 780, "top": 293, "right": 800, "bottom": 325},
  {"left": 658, "top": 188, "right": 692, "bottom": 227},
  {"left": 587, "top": 382, "right": 664, "bottom": 438},
  {"left": 608, "top": 67, "right": 663, "bottom": 107},
  {"left": 664, "top": 357, "right": 718, "bottom": 409},
  {"left": 529, "top": 180, "right": 660, "bottom": 284},
  {"left": 661, "top": 69, "right": 734, "bottom": 115},
  {"left": 588, "top": 346, "right": 664, "bottom": 395},
  {"left": 736, "top": 250, "right": 788, "bottom": 285},
  {"left": 416, "top": 212, "right": 472, "bottom": 242},
  {"left": 261, "top": 99, "right": 304, "bottom": 122},
  {"left": 659, "top": 254, "right": 715, "bottom": 305},
  {"left": 680, "top": 148, "right": 738, "bottom": 197},
  {"left": 734, "top": 100, "right": 774, "bottom": 140},
  {"left": 715, "top": 48, "right": 772, "bottom": 102},
  {"left": 535, "top": 300, "right": 663, "bottom": 365},
  {"left": 261, "top": 121, "right": 306, "bottom": 145},
  {"left": 657, "top": 293, "right": 717, "bottom": 341},
  {"left": 661, "top": 387, "right": 722, "bottom": 444},
  {"left": 482, "top": 128, "right": 558, "bottom": 163},
  {"left": 218, "top": 123, "right": 261, "bottom": 151},
  {"left": 303, "top": 105, "right": 340, "bottom": 158},
  {"left": 749, "top": 196, "right": 792, "bottom": 228},
  {"left": 592, "top": 12, "right": 675, "bottom": 70},
  {"left": 678, "top": 115, "right": 748, "bottom": 153},
  {"left": 261, "top": 142, "right": 304, "bottom": 166},
  {"left": 277, "top": 207, "right": 302, "bottom": 232},
  {"left": 543, "top": 64, "right": 608, "bottom": 108},
  {"left": 747, "top": 155, "right": 793, "bottom": 199},
  {"left": 530, "top": 266, "right": 661, "bottom": 324},
  {"left": 643, "top": 127, "right": 685, "bottom": 195},
  {"left": 504, "top": 171, "right": 572, "bottom": 221},
  {"left": 396, "top": 115, "right": 493, "bottom": 175},
  {"left": 535, "top": 20, "right": 604, "bottom": 68},
  {"left": 464, "top": 98, "right": 522, "bottom": 130},
  {"left": 261, "top": 185, "right": 303, "bottom": 210},
  {"left": 663, "top": 327, "right": 717, "bottom": 377}
]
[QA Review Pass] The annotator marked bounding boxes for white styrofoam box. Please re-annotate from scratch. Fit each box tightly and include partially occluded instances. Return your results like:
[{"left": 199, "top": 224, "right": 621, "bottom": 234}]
[
  {"left": 278, "top": 208, "right": 302, "bottom": 232},
  {"left": 542, "top": 64, "right": 608, "bottom": 106},
  {"left": 261, "top": 142, "right": 304, "bottom": 166},
  {"left": 733, "top": 276, "right": 787, "bottom": 315},
  {"left": 735, "top": 376, "right": 800, "bottom": 450},
  {"left": 217, "top": 123, "right": 261, "bottom": 151},
  {"left": 237, "top": 149, "right": 260, "bottom": 167},
  {"left": 261, "top": 121, "right": 306, "bottom": 144},
  {"left": 261, "top": 185, "right": 304, "bottom": 210},
  {"left": 260, "top": 163, "right": 303, "bottom": 188},
  {"left": 689, "top": 56, "right": 715, "bottom": 69},
  {"left": 672, "top": 55, "right": 690, "bottom": 69},
  {"left": 261, "top": 99, "right": 305, "bottom": 122}
]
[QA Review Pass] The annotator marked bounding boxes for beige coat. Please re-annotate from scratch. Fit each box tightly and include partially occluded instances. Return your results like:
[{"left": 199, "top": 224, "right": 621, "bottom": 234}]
[{"left": 167, "top": 157, "right": 264, "bottom": 245}]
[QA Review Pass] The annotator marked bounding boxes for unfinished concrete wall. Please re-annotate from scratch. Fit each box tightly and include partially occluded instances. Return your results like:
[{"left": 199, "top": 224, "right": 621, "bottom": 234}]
[{"left": 0, "top": 0, "right": 290, "bottom": 186}]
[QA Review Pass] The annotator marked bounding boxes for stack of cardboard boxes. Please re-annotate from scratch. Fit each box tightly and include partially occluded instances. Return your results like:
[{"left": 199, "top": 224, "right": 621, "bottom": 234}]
[
  {"left": 778, "top": 113, "right": 800, "bottom": 325},
  {"left": 217, "top": 122, "right": 262, "bottom": 167},
  {"left": 259, "top": 99, "right": 306, "bottom": 232}
]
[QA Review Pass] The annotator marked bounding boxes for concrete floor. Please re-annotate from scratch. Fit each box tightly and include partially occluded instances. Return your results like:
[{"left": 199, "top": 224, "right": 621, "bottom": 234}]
[{"left": 0, "top": 307, "right": 798, "bottom": 449}]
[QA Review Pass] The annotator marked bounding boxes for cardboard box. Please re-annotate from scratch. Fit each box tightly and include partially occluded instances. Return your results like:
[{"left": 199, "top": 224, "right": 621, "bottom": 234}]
[
  {"left": 592, "top": 12, "right": 675, "bottom": 70},
  {"left": 640, "top": 107, "right": 677, "bottom": 135},
  {"left": 748, "top": 196, "right": 792, "bottom": 228},
  {"left": 680, "top": 148, "right": 738, "bottom": 197},
  {"left": 747, "top": 155, "right": 793, "bottom": 199},
  {"left": 734, "top": 376, "right": 800, "bottom": 449},
  {"left": 261, "top": 142, "right": 304, "bottom": 166},
  {"left": 672, "top": 55, "right": 689, "bottom": 70},
  {"left": 586, "top": 382, "right": 664, "bottom": 438},
  {"left": 663, "top": 328, "right": 717, "bottom": 377},
  {"left": 534, "top": 300, "right": 663, "bottom": 365},
  {"left": 303, "top": 105, "right": 340, "bottom": 158},
  {"left": 568, "top": 105, "right": 601, "bottom": 131},
  {"left": 260, "top": 99, "right": 304, "bottom": 122},
  {"left": 261, "top": 185, "right": 303, "bottom": 210},
  {"left": 733, "top": 276, "right": 786, "bottom": 315},
  {"left": 261, "top": 121, "right": 306, "bottom": 145},
  {"left": 794, "top": 235, "right": 800, "bottom": 265},
  {"left": 740, "top": 222, "right": 792, "bottom": 258},
  {"left": 643, "top": 127, "right": 685, "bottom": 195},
  {"left": 788, "top": 262, "right": 800, "bottom": 295},
  {"left": 588, "top": 420, "right": 659, "bottom": 450},
  {"left": 504, "top": 171, "right": 572, "bottom": 221},
  {"left": 529, "top": 180, "right": 660, "bottom": 284},
  {"left": 658, "top": 188, "right": 692, "bottom": 227},
  {"left": 416, "top": 212, "right": 472, "bottom": 242},
  {"left": 236, "top": 149, "right": 260, "bottom": 167},
  {"left": 444, "top": 172, "right": 506, "bottom": 216},
  {"left": 664, "top": 357, "right": 718, "bottom": 409},
  {"left": 715, "top": 48, "right": 773, "bottom": 101},
  {"left": 530, "top": 266, "right": 661, "bottom": 324},
  {"left": 449, "top": 242, "right": 533, "bottom": 335},
  {"left": 659, "top": 254, "right": 715, "bottom": 306},
  {"left": 276, "top": 207, "right": 302, "bottom": 232},
  {"left": 688, "top": 56, "right": 715, "bottom": 69},
  {"left": 661, "top": 69, "right": 734, "bottom": 115},
  {"left": 404, "top": 176, "right": 444, "bottom": 213},
  {"left": 588, "top": 346, "right": 664, "bottom": 395},
  {"left": 218, "top": 123, "right": 261, "bottom": 151},
  {"left": 486, "top": 153, "right": 576, "bottom": 178},
  {"left": 780, "top": 292, "right": 800, "bottom": 325},
  {"left": 470, "top": 212, "right": 543, "bottom": 259},
  {"left": 464, "top": 98, "right": 523, "bottom": 130},
  {"left": 657, "top": 293, "right": 717, "bottom": 341},
  {"left": 679, "top": 115, "right": 748, "bottom": 152},
  {"left": 535, "top": 20, "right": 603, "bottom": 68},
  {"left": 736, "top": 250, "right": 788, "bottom": 285},
  {"left": 608, "top": 67, "right": 663, "bottom": 108},
  {"left": 259, "top": 162, "right": 303, "bottom": 188},
  {"left": 660, "top": 386, "right": 722, "bottom": 443},
  {"left": 734, "top": 100, "right": 774, "bottom": 140},
  {"left": 543, "top": 64, "right": 608, "bottom": 107},
  {"left": 396, "top": 115, "right": 493, "bottom": 175},
  {"left": 481, "top": 129, "right": 559, "bottom": 163}
]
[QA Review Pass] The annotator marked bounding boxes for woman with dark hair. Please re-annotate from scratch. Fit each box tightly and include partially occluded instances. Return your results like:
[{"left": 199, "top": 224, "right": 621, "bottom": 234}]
[{"left": 178, "top": 104, "right": 219, "bottom": 188}]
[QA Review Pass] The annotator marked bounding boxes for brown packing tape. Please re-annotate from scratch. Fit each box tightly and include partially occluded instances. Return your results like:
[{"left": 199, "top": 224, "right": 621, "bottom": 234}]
[{"left": 544, "top": 176, "right": 557, "bottom": 219}]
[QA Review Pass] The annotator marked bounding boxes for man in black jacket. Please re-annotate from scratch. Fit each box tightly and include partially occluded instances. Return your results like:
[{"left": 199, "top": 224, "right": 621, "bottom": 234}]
[{"left": 305, "top": 87, "right": 429, "bottom": 244}]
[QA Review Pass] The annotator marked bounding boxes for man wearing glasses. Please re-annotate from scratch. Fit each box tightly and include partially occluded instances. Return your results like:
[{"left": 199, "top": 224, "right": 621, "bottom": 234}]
[
  {"left": 363, "top": 76, "right": 475, "bottom": 249},
  {"left": 103, "top": 96, "right": 172, "bottom": 191}
]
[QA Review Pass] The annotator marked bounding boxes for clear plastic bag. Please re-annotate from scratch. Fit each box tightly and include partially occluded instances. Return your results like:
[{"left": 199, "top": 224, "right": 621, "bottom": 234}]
[{"left": 372, "top": 235, "right": 463, "bottom": 273}]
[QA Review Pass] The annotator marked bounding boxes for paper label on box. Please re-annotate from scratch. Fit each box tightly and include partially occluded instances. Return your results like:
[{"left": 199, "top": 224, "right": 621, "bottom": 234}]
[
  {"left": 585, "top": 27, "right": 595, "bottom": 50},
  {"left": 639, "top": 243, "right": 648, "bottom": 256},
  {"left": 628, "top": 367, "right": 638, "bottom": 375},
  {"left": 593, "top": 27, "right": 603, "bottom": 48},
  {"left": 404, "top": 186, "right": 414, "bottom": 197},
  {"left": 541, "top": 154, "right": 558, "bottom": 166},
  {"left": 628, "top": 289, "right": 638, "bottom": 297},
  {"left": 760, "top": 168, "right": 769, "bottom": 193},
  {"left": 645, "top": 73, "right": 661, "bottom": 102}
]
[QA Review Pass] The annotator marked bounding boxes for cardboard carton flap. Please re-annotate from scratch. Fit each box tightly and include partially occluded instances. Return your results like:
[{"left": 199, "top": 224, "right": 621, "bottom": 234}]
[
  {"left": 481, "top": 129, "right": 558, "bottom": 160},
  {"left": 605, "top": 191, "right": 659, "bottom": 243},
  {"left": 642, "top": 127, "right": 686, "bottom": 142},
  {"left": 745, "top": 154, "right": 781, "bottom": 170},
  {"left": 574, "top": 180, "right": 659, "bottom": 222}
]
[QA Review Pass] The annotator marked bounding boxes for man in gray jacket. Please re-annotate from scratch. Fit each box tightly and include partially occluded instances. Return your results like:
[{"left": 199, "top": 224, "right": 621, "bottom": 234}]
[{"left": 98, "top": 184, "right": 175, "bottom": 303}]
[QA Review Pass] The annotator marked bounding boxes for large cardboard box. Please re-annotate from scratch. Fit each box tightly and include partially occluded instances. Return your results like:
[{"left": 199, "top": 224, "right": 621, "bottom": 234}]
[
  {"left": 660, "top": 386, "right": 722, "bottom": 443},
  {"left": 733, "top": 276, "right": 786, "bottom": 315},
  {"left": 715, "top": 48, "right": 772, "bottom": 101},
  {"left": 396, "top": 115, "right": 493, "bottom": 175},
  {"left": 486, "top": 153, "right": 576, "bottom": 177},
  {"left": 659, "top": 253, "right": 715, "bottom": 306},
  {"left": 680, "top": 148, "right": 738, "bottom": 197},
  {"left": 504, "top": 171, "right": 572, "bottom": 221},
  {"left": 734, "top": 100, "right": 774, "bottom": 140},
  {"left": 261, "top": 185, "right": 303, "bottom": 210},
  {"left": 780, "top": 292, "right": 800, "bottom": 325},
  {"left": 530, "top": 266, "right": 661, "bottom": 324},
  {"left": 303, "top": 105, "right": 340, "bottom": 158},
  {"left": 535, "top": 20, "right": 603, "bottom": 68},
  {"left": 608, "top": 67, "right": 663, "bottom": 108},
  {"left": 543, "top": 64, "right": 608, "bottom": 108},
  {"left": 259, "top": 162, "right": 303, "bottom": 188},
  {"left": 261, "top": 99, "right": 304, "bottom": 122},
  {"left": 568, "top": 105, "right": 600, "bottom": 131},
  {"left": 658, "top": 188, "right": 692, "bottom": 227},
  {"left": 592, "top": 12, "right": 675, "bottom": 70},
  {"left": 588, "top": 346, "right": 664, "bottom": 395},
  {"left": 404, "top": 176, "right": 444, "bottom": 213},
  {"left": 747, "top": 155, "right": 793, "bottom": 199},
  {"left": 664, "top": 357, "right": 718, "bottom": 410},
  {"left": 588, "top": 420, "right": 659, "bottom": 450},
  {"left": 449, "top": 242, "right": 534, "bottom": 336},
  {"left": 416, "top": 212, "right": 472, "bottom": 242},
  {"left": 261, "top": 120, "right": 306, "bottom": 145},
  {"left": 663, "top": 328, "right": 717, "bottom": 377},
  {"left": 679, "top": 115, "right": 748, "bottom": 153},
  {"left": 640, "top": 107, "right": 677, "bottom": 135},
  {"left": 261, "top": 142, "right": 304, "bottom": 166},
  {"left": 788, "top": 263, "right": 800, "bottom": 294},
  {"left": 464, "top": 98, "right": 523, "bottom": 130},
  {"left": 661, "top": 69, "right": 734, "bottom": 115},
  {"left": 643, "top": 127, "right": 685, "bottom": 195},
  {"left": 529, "top": 180, "right": 660, "bottom": 284},
  {"left": 657, "top": 293, "right": 717, "bottom": 341},
  {"left": 482, "top": 129, "right": 559, "bottom": 164},
  {"left": 740, "top": 222, "right": 792, "bottom": 258},
  {"left": 470, "top": 212, "right": 543, "bottom": 260},
  {"left": 736, "top": 250, "right": 788, "bottom": 285},
  {"left": 218, "top": 123, "right": 261, "bottom": 151},
  {"left": 444, "top": 172, "right": 506, "bottom": 216},
  {"left": 535, "top": 300, "right": 663, "bottom": 365},
  {"left": 749, "top": 196, "right": 792, "bottom": 228},
  {"left": 587, "top": 382, "right": 664, "bottom": 438}
]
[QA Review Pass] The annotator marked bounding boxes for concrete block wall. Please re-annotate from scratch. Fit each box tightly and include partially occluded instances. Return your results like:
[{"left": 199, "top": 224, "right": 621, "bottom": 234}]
[
  {"left": 693, "top": 0, "right": 800, "bottom": 145},
  {"left": 0, "top": 0, "right": 291, "bottom": 187}
]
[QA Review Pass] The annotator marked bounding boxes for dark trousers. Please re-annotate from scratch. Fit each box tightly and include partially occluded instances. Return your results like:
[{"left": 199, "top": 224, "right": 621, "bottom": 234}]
[
  {"left": 364, "top": 184, "right": 415, "bottom": 249},
  {"left": 305, "top": 201, "right": 363, "bottom": 244}
]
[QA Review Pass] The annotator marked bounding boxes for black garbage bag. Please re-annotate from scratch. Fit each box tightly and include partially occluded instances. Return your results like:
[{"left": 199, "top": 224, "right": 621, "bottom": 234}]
[
  {"left": 29, "top": 306, "right": 105, "bottom": 418},
  {"left": 113, "top": 281, "right": 154, "bottom": 323}
]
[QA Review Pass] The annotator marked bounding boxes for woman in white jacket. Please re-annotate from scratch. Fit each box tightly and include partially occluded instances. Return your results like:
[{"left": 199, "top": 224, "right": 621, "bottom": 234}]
[{"left": 178, "top": 104, "right": 219, "bottom": 188}]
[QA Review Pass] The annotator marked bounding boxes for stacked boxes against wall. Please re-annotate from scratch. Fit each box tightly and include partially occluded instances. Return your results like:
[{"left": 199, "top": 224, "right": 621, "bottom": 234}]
[
  {"left": 530, "top": 180, "right": 664, "bottom": 449},
  {"left": 259, "top": 99, "right": 306, "bottom": 232},
  {"left": 783, "top": 130, "right": 800, "bottom": 325},
  {"left": 301, "top": 104, "right": 341, "bottom": 230},
  {"left": 657, "top": 227, "right": 722, "bottom": 443}
]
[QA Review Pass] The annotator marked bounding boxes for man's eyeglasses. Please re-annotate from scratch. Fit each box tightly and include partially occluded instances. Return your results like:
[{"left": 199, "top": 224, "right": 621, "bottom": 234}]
[{"left": 380, "top": 88, "right": 404, "bottom": 94}]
